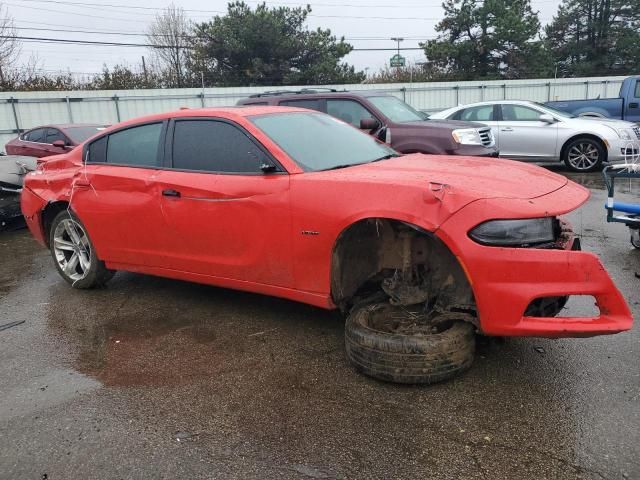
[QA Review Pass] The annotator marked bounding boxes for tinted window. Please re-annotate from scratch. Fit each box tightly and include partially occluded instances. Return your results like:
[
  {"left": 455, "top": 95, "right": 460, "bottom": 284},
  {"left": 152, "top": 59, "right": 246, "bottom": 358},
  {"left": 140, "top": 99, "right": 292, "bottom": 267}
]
[
  {"left": 459, "top": 105, "right": 494, "bottom": 121},
  {"left": 87, "top": 136, "right": 107, "bottom": 163},
  {"left": 634, "top": 80, "right": 640, "bottom": 98},
  {"left": 367, "top": 96, "right": 425, "bottom": 123},
  {"left": 106, "top": 123, "right": 162, "bottom": 167},
  {"left": 250, "top": 112, "right": 398, "bottom": 172},
  {"left": 279, "top": 99, "right": 322, "bottom": 111},
  {"left": 65, "top": 126, "right": 106, "bottom": 143},
  {"left": 327, "top": 99, "right": 375, "bottom": 127},
  {"left": 25, "top": 128, "right": 46, "bottom": 142},
  {"left": 172, "top": 120, "right": 268, "bottom": 173},
  {"left": 501, "top": 104, "right": 542, "bottom": 121},
  {"left": 46, "top": 128, "right": 66, "bottom": 144}
]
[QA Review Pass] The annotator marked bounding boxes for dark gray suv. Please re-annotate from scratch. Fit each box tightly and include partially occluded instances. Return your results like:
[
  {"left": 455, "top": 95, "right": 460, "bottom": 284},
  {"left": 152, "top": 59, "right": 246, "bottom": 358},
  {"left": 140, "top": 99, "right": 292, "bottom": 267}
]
[{"left": 237, "top": 89, "right": 498, "bottom": 157}]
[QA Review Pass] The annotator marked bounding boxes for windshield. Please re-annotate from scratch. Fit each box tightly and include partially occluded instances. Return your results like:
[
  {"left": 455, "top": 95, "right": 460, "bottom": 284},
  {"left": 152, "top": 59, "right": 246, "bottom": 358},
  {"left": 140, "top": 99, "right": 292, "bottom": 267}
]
[
  {"left": 64, "top": 126, "right": 107, "bottom": 143},
  {"left": 533, "top": 102, "right": 576, "bottom": 119},
  {"left": 250, "top": 112, "right": 398, "bottom": 172},
  {"left": 368, "top": 96, "right": 426, "bottom": 123}
]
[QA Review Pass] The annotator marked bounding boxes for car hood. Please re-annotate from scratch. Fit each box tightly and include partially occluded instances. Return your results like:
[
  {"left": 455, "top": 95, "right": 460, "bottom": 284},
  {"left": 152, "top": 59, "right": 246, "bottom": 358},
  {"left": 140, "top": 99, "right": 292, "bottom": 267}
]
[
  {"left": 398, "top": 119, "right": 487, "bottom": 130},
  {"left": 316, "top": 154, "right": 568, "bottom": 202},
  {"left": 567, "top": 117, "right": 636, "bottom": 130}
]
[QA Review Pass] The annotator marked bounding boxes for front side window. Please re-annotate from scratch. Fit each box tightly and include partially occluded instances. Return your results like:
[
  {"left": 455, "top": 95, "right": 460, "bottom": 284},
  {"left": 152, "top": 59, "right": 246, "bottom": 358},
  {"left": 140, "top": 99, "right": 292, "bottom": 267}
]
[
  {"left": 250, "top": 112, "right": 398, "bottom": 172},
  {"left": 458, "top": 105, "right": 494, "bottom": 121},
  {"left": 172, "top": 120, "right": 269, "bottom": 173},
  {"left": 46, "top": 128, "right": 66, "bottom": 144},
  {"left": 279, "top": 99, "right": 323, "bottom": 112},
  {"left": 326, "top": 99, "right": 375, "bottom": 128},
  {"left": 106, "top": 123, "right": 162, "bottom": 166},
  {"left": 367, "top": 96, "right": 425, "bottom": 123},
  {"left": 501, "top": 105, "right": 543, "bottom": 121}
]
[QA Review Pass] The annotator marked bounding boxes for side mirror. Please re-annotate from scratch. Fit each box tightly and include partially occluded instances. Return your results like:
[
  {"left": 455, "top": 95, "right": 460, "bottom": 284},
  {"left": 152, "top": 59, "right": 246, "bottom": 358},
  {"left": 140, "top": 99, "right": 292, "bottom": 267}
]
[
  {"left": 539, "top": 113, "right": 556, "bottom": 124},
  {"left": 360, "top": 118, "right": 380, "bottom": 130},
  {"left": 52, "top": 140, "right": 68, "bottom": 148}
]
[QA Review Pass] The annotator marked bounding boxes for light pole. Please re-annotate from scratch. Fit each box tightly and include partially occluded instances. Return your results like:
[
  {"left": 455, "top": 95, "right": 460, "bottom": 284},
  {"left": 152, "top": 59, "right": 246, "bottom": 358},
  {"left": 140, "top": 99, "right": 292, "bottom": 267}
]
[{"left": 390, "top": 37, "right": 404, "bottom": 58}]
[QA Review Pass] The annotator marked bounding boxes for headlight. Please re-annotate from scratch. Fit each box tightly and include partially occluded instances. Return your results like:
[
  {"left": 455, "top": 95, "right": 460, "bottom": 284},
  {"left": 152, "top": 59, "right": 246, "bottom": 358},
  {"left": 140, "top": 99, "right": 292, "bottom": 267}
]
[
  {"left": 452, "top": 128, "right": 483, "bottom": 145},
  {"left": 469, "top": 218, "right": 555, "bottom": 246},
  {"left": 618, "top": 129, "right": 633, "bottom": 140}
]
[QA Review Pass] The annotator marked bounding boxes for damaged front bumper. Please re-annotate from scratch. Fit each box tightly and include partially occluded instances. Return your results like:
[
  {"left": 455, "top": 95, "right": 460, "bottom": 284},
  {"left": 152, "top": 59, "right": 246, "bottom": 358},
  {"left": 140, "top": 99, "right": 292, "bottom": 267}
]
[{"left": 437, "top": 190, "right": 633, "bottom": 338}]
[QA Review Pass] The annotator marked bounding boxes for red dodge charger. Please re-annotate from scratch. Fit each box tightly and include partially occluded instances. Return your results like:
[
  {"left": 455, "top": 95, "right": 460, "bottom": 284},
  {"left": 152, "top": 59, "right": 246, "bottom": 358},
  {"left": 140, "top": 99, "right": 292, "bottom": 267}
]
[{"left": 20, "top": 106, "right": 633, "bottom": 384}]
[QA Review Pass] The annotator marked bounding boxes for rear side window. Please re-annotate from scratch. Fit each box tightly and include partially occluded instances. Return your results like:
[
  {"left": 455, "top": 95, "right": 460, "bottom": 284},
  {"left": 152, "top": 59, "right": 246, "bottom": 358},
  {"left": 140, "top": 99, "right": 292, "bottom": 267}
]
[
  {"left": 24, "top": 128, "right": 46, "bottom": 142},
  {"left": 106, "top": 123, "right": 162, "bottom": 166},
  {"left": 279, "top": 99, "right": 322, "bottom": 111},
  {"left": 457, "top": 105, "right": 494, "bottom": 121},
  {"left": 172, "top": 120, "right": 269, "bottom": 174},
  {"left": 87, "top": 136, "right": 107, "bottom": 163}
]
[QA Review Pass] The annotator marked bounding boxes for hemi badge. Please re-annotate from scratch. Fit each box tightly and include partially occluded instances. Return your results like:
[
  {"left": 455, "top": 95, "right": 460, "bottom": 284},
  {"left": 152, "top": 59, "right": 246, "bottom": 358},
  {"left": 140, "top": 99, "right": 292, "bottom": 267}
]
[{"left": 301, "top": 230, "right": 319, "bottom": 236}]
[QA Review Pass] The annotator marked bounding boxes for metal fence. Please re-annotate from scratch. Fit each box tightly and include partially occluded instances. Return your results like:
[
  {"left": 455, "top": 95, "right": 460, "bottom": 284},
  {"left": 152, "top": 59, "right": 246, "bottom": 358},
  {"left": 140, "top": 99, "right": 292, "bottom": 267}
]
[{"left": 0, "top": 75, "right": 628, "bottom": 148}]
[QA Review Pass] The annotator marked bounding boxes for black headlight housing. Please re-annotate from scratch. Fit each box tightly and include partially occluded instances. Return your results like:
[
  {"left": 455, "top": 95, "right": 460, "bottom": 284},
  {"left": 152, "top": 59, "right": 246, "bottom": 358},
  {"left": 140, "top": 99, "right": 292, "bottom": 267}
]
[{"left": 469, "top": 217, "right": 559, "bottom": 247}]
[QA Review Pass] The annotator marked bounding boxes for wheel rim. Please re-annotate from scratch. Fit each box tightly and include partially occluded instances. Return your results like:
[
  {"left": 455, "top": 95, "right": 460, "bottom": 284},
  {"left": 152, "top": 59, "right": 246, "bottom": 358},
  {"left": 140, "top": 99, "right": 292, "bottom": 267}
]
[
  {"left": 567, "top": 142, "right": 600, "bottom": 170},
  {"left": 53, "top": 218, "right": 91, "bottom": 281}
]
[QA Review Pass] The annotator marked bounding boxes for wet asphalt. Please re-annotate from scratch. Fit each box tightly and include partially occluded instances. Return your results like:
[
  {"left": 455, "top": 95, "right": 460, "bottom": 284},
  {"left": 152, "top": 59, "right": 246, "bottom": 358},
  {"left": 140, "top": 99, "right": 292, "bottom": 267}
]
[{"left": 0, "top": 168, "right": 638, "bottom": 480}]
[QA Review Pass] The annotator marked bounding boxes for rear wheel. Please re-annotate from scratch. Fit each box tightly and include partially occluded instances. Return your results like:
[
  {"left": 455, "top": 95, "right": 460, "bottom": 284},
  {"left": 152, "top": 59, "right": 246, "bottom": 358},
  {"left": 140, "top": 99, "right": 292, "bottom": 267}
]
[
  {"left": 49, "top": 210, "right": 114, "bottom": 288},
  {"left": 345, "top": 303, "right": 476, "bottom": 384},
  {"left": 563, "top": 138, "right": 604, "bottom": 172}
]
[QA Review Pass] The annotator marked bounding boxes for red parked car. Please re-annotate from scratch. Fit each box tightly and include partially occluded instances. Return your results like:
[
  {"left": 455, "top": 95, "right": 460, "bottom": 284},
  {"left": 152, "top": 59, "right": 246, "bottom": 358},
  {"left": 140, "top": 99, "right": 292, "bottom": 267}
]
[
  {"left": 5, "top": 124, "right": 106, "bottom": 158},
  {"left": 20, "top": 107, "right": 632, "bottom": 384}
]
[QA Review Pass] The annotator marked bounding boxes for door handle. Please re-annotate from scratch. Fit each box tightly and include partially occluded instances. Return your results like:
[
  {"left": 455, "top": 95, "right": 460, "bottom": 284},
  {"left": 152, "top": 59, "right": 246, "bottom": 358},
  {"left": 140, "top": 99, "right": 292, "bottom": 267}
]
[
  {"left": 629, "top": 102, "right": 639, "bottom": 108},
  {"left": 162, "top": 189, "right": 181, "bottom": 197},
  {"left": 74, "top": 180, "right": 91, "bottom": 188},
  {"left": 501, "top": 127, "right": 514, "bottom": 132}
]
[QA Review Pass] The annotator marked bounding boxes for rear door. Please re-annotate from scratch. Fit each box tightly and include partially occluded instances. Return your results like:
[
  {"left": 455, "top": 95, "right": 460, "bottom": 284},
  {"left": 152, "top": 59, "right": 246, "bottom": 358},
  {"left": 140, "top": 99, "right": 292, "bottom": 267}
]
[
  {"left": 71, "top": 121, "right": 168, "bottom": 267},
  {"left": 497, "top": 104, "right": 558, "bottom": 160},
  {"left": 21, "top": 128, "right": 48, "bottom": 157},
  {"left": 155, "top": 118, "right": 293, "bottom": 287}
]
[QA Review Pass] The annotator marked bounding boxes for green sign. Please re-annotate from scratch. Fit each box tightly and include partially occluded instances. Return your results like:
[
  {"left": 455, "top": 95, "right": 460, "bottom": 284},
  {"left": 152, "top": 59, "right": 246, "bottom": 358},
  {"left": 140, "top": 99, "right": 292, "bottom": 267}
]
[{"left": 390, "top": 54, "right": 406, "bottom": 67}]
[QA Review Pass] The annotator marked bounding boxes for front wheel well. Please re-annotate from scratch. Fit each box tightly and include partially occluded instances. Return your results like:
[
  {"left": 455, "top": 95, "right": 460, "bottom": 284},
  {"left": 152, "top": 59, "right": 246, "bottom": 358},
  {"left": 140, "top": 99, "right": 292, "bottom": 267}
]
[
  {"left": 41, "top": 201, "right": 69, "bottom": 248},
  {"left": 330, "top": 218, "right": 477, "bottom": 324},
  {"left": 559, "top": 134, "right": 608, "bottom": 163}
]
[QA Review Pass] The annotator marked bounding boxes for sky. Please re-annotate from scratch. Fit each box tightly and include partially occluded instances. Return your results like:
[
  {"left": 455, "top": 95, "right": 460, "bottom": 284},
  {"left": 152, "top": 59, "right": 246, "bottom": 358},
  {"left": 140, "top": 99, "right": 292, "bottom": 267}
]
[{"left": 5, "top": 0, "right": 562, "bottom": 81}]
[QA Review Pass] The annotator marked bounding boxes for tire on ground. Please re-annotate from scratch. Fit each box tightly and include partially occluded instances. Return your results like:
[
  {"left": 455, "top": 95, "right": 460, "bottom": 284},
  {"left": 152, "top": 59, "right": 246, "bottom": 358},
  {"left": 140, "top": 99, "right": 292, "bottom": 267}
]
[
  {"left": 345, "top": 304, "right": 476, "bottom": 384},
  {"left": 562, "top": 137, "right": 605, "bottom": 172},
  {"left": 49, "top": 210, "right": 115, "bottom": 289}
]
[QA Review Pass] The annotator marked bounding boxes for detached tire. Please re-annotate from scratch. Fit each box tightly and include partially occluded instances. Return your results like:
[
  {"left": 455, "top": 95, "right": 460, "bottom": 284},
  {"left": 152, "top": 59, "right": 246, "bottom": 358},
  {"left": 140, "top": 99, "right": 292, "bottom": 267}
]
[{"left": 345, "top": 304, "right": 476, "bottom": 384}]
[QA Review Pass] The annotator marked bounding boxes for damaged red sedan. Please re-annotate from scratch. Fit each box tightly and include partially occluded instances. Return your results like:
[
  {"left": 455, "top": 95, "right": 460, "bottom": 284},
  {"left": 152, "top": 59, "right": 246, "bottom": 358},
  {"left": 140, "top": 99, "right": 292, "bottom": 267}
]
[{"left": 21, "top": 106, "right": 633, "bottom": 384}]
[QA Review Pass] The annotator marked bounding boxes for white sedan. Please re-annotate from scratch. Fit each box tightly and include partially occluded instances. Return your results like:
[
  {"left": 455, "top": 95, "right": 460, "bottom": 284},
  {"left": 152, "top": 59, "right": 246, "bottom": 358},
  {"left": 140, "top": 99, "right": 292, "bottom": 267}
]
[{"left": 430, "top": 100, "right": 640, "bottom": 172}]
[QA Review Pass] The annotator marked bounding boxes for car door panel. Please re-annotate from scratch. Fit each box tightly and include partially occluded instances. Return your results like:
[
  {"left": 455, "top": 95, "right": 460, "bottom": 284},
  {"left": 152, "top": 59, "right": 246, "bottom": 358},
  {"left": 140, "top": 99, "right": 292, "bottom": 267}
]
[
  {"left": 156, "top": 118, "right": 294, "bottom": 287},
  {"left": 497, "top": 105, "right": 558, "bottom": 160}
]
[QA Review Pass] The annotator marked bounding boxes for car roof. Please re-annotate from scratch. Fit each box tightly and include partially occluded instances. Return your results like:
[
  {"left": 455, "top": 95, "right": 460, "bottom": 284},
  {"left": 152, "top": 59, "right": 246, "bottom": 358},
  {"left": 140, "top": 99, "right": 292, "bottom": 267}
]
[
  {"left": 239, "top": 89, "right": 394, "bottom": 103},
  {"left": 449, "top": 100, "right": 539, "bottom": 109},
  {"left": 93, "top": 105, "right": 314, "bottom": 133},
  {"left": 24, "top": 123, "right": 105, "bottom": 131}
]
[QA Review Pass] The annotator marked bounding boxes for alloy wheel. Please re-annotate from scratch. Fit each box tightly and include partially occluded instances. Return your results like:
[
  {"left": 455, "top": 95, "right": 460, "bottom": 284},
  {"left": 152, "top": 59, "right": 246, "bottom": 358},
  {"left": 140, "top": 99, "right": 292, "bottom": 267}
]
[
  {"left": 567, "top": 142, "right": 600, "bottom": 171},
  {"left": 52, "top": 218, "right": 92, "bottom": 281}
]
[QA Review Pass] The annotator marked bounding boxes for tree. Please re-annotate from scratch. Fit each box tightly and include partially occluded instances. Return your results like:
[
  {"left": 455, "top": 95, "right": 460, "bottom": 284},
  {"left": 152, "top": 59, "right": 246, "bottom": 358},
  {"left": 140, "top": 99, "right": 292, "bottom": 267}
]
[
  {"left": 421, "top": 0, "right": 551, "bottom": 80},
  {"left": 0, "top": 3, "right": 20, "bottom": 85},
  {"left": 545, "top": 0, "right": 640, "bottom": 76},
  {"left": 189, "top": 1, "right": 364, "bottom": 86},
  {"left": 147, "top": 3, "right": 192, "bottom": 88}
]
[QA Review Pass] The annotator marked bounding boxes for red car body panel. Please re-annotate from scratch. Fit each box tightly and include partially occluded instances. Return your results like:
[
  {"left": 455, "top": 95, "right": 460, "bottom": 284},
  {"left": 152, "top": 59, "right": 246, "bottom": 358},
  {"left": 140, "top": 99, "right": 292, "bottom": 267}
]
[{"left": 21, "top": 107, "right": 633, "bottom": 337}]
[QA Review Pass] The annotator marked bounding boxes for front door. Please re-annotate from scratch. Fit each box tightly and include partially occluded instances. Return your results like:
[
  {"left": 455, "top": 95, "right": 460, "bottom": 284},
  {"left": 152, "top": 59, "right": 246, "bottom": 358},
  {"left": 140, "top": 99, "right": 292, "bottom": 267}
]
[
  {"left": 156, "top": 118, "right": 293, "bottom": 287},
  {"left": 71, "top": 121, "right": 168, "bottom": 268},
  {"left": 497, "top": 104, "right": 558, "bottom": 160}
]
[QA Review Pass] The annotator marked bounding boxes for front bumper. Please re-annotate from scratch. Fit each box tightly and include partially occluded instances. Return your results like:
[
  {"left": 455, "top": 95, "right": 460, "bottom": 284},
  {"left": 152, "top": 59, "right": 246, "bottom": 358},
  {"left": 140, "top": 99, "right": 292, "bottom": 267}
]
[
  {"left": 437, "top": 193, "right": 633, "bottom": 338},
  {"left": 453, "top": 145, "right": 499, "bottom": 157},
  {"left": 607, "top": 138, "right": 640, "bottom": 163}
]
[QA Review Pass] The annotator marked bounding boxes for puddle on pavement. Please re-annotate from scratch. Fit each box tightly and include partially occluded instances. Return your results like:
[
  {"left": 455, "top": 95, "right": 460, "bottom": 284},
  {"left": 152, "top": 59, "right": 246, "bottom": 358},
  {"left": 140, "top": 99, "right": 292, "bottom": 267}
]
[
  {"left": 46, "top": 272, "right": 342, "bottom": 387},
  {"left": 0, "top": 230, "right": 45, "bottom": 300}
]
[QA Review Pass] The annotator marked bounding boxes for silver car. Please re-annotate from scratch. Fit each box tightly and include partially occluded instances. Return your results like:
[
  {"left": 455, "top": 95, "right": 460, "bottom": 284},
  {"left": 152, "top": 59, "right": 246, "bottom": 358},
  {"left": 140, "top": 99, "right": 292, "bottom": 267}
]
[{"left": 430, "top": 100, "right": 640, "bottom": 172}]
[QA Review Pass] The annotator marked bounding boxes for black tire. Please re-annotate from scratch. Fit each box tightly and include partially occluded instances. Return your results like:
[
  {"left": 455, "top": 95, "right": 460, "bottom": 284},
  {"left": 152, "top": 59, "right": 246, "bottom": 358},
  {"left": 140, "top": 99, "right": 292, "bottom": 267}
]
[
  {"left": 49, "top": 210, "right": 115, "bottom": 289},
  {"left": 345, "top": 303, "right": 476, "bottom": 384},
  {"left": 563, "top": 137, "right": 605, "bottom": 172}
]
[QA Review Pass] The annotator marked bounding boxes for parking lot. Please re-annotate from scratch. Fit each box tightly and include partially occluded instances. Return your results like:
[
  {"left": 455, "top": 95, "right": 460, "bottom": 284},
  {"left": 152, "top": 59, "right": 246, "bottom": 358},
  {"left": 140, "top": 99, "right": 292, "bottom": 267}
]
[{"left": 0, "top": 168, "right": 638, "bottom": 480}]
